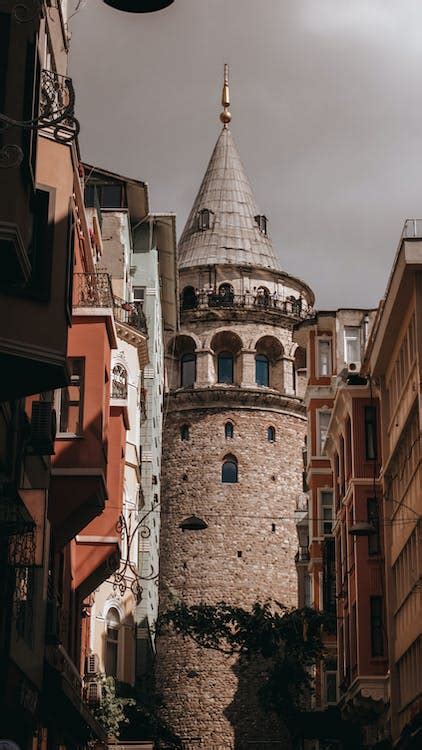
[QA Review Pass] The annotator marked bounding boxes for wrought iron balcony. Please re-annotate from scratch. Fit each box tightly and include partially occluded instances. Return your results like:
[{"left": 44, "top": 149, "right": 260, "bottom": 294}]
[
  {"left": 73, "top": 273, "right": 114, "bottom": 309},
  {"left": 39, "top": 69, "right": 79, "bottom": 143},
  {"left": 113, "top": 297, "right": 148, "bottom": 335},
  {"left": 181, "top": 291, "right": 314, "bottom": 320}
]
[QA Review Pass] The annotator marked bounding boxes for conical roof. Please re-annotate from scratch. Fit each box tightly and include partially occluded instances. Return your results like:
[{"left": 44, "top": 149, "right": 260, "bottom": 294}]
[{"left": 178, "top": 127, "right": 281, "bottom": 271}]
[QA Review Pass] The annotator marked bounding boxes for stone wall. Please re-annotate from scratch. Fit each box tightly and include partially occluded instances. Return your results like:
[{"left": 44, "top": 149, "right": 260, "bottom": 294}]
[{"left": 157, "top": 404, "right": 306, "bottom": 748}]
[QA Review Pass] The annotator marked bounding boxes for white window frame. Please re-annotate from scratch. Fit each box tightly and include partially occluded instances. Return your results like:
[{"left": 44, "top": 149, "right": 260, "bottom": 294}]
[
  {"left": 133, "top": 286, "right": 145, "bottom": 303},
  {"left": 343, "top": 326, "right": 361, "bottom": 367},
  {"left": 317, "top": 338, "right": 332, "bottom": 377},
  {"left": 55, "top": 357, "right": 85, "bottom": 437},
  {"left": 317, "top": 409, "right": 331, "bottom": 455},
  {"left": 319, "top": 489, "right": 334, "bottom": 536}
]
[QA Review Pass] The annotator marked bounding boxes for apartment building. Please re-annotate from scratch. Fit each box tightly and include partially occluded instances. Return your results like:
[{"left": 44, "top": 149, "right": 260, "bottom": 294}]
[
  {"left": 294, "top": 308, "right": 379, "bottom": 749},
  {"left": 364, "top": 222, "right": 422, "bottom": 750}
]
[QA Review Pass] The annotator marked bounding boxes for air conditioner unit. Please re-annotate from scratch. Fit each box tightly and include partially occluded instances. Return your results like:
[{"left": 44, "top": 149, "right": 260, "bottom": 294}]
[
  {"left": 86, "top": 680, "right": 102, "bottom": 706},
  {"left": 45, "top": 598, "right": 60, "bottom": 643},
  {"left": 28, "top": 401, "right": 56, "bottom": 455},
  {"left": 85, "top": 653, "right": 99, "bottom": 676}
]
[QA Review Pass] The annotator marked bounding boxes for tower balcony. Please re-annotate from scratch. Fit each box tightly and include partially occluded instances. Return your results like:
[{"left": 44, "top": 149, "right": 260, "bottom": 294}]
[{"left": 181, "top": 290, "right": 314, "bottom": 324}]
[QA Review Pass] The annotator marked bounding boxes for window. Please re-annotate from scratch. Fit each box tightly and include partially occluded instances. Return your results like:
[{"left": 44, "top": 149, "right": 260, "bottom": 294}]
[
  {"left": 255, "top": 354, "right": 269, "bottom": 387},
  {"left": 318, "top": 339, "right": 332, "bottom": 377},
  {"left": 181, "top": 353, "right": 196, "bottom": 387},
  {"left": 364, "top": 405, "right": 377, "bottom": 460},
  {"left": 105, "top": 607, "right": 120, "bottom": 677},
  {"left": 254, "top": 215, "right": 268, "bottom": 235},
  {"left": 370, "top": 596, "right": 384, "bottom": 657},
  {"left": 180, "top": 424, "right": 189, "bottom": 441},
  {"left": 218, "top": 352, "right": 234, "bottom": 384},
  {"left": 367, "top": 498, "right": 380, "bottom": 555},
  {"left": 317, "top": 410, "right": 331, "bottom": 455},
  {"left": 198, "top": 208, "right": 213, "bottom": 231},
  {"left": 181, "top": 286, "right": 198, "bottom": 310},
  {"left": 112, "top": 364, "right": 128, "bottom": 400},
  {"left": 218, "top": 283, "right": 234, "bottom": 303},
  {"left": 225, "top": 422, "right": 234, "bottom": 439},
  {"left": 57, "top": 359, "right": 84, "bottom": 435},
  {"left": 267, "top": 426, "right": 276, "bottom": 442},
  {"left": 133, "top": 286, "right": 145, "bottom": 303},
  {"left": 85, "top": 183, "right": 125, "bottom": 209},
  {"left": 321, "top": 490, "right": 333, "bottom": 535},
  {"left": 222, "top": 455, "right": 238, "bottom": 483},
  {"left": 344, "top": 326, "right": 361, "bottom": 365},
  {"left": 325, "top": 660, "right": 338, "bottom": 704}
]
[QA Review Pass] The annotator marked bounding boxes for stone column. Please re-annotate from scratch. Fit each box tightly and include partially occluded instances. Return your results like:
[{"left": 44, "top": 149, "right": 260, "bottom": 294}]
[
  {"left": 240, "top": 349, "right": 256, "bottom": 388},
  {"left": 282, "top": 356, "right": 295, "bottom": 396},
  {"left": 195, "top": 349, "right": 214, "bottom": 387}
]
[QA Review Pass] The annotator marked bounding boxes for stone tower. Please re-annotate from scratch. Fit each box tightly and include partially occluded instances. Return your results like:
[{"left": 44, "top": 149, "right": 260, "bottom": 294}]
[{"left": 157, "top": 68, "right": 314, "bottom": 749}]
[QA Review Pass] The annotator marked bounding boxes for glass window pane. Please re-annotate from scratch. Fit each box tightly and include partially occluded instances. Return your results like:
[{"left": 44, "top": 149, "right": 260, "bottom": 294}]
[
  {"left": 218, "top": 352, "right": 234, "bottom": 384},
  {"left": 256, "top": 355, "right": 269, "bottom": 386},
  {"left": 344, "top": 326, "right": 361, "bottom": 363},
  {"left": 222, "top": 459, "right": 237, "bottom": 483},
  {"left": 319, "top": 340, "right": 331, "bottom": 376},
  {"left": 100, "top": 184, "right": 122, "bottom": 208},
  {"left": 181, "top": 353, "right": 196, "bottom": 386}
]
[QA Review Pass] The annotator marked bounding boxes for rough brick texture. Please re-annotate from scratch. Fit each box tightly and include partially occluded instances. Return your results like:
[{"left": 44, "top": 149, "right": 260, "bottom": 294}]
[{"left": 157, "top": 398, "right": 306, "bottom": 748}]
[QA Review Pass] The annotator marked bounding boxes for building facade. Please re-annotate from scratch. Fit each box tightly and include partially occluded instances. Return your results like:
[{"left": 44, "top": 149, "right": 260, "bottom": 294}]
[
  {"left": 364, "top": 222, "right": 422, "bottom": 749},
  {"left": 156, "top": 72, "right": 314, "bottom": 748}
]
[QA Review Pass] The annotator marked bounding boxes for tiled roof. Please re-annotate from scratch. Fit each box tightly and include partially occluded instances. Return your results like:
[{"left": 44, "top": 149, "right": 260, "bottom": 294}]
[{"left": 178, "top": 127, "right": 281, "bottom": 271}]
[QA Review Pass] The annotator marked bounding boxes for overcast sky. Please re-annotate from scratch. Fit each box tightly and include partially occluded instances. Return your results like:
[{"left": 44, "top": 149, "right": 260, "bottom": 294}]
[{"left": 69, "top": 0, "right": 422, "bottom": 309}]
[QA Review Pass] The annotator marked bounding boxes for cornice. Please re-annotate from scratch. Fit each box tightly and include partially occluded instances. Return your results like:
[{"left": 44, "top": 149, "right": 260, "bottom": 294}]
[{"left": 165, "top": 385, "right": 307, "bottom": 419}]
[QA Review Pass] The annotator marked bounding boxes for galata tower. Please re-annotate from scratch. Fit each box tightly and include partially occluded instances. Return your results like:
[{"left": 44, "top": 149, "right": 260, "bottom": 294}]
[{"left": 157, "top": 67, "right": 314, "bottom": 749}]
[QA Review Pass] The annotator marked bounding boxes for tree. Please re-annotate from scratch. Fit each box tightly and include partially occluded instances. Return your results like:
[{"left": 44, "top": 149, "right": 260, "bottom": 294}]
[
  {"left": 158, "top": 600, "right": 333, "bottom": 732},
  {"left": 92, "top": 674, "right": 135, "bottom": 739}
]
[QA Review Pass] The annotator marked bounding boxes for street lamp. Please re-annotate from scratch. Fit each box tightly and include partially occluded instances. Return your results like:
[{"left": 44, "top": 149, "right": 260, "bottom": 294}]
[{"left": 103, "top": 0, "right": 174, "bottom": 11}]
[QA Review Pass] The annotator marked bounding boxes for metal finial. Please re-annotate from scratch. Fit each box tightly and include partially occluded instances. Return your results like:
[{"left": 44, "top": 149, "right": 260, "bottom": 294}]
[{"left": 220, "top": 63, "right": 231, "bottom": 127}]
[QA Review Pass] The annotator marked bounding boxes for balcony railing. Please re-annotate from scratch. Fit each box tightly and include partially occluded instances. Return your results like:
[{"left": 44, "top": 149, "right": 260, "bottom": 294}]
[
  {"left": 113, "top": 297, "right": 148, "bottom": 335},
  {"left": 40, "top": 69, "right": 79, "bottom": 143},
  {"left": 181, "top": 291, "right": 314, "bottom": 320},
  {"left": 73, "top": 273, "right": 114, "bottom": 309}
]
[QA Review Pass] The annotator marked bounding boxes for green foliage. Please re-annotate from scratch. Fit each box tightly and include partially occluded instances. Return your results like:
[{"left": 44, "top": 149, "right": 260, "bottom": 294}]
[
  {"left": 158, "top": 601, "right": 332, "bottom": 729},
  {"left": 92, "top": 674, "right": 136, "bottom": 738}
]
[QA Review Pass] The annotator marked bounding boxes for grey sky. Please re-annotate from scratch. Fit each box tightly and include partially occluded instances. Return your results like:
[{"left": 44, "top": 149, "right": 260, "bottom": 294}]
[{"left": 69, "top": 0, "right": 422, "bottom": 309}]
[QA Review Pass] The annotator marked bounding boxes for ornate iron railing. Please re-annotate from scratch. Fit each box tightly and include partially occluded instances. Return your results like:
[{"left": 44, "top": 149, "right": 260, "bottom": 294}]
[
  {"left": 73, "top": 273, "right": 114, "bottom": 309},
  {"left": 181, "top": 291, "right": 314, "bottom": 320},
  {"left": 39, "top": 69, "right": 79, "bottom": 143},
  {"left": 113, "top": 296, "right": 148, "bottom": 335}
]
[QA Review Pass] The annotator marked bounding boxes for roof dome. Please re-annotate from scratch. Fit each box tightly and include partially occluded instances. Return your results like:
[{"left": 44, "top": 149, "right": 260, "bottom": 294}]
[{"left": 178, "top": 126, "right": 282, "bottom": 272}]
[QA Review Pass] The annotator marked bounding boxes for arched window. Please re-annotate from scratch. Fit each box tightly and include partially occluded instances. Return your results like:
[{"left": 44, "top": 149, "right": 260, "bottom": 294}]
[
  {"left": 180, "top": 424, "right": 189, "bottom": 441},
  {"left": 198, "top": 208, "right": 213, "bottom": 231},
  {"left": 181, "top": 286, "right": 198, "bottom": 310},
  {"left": 105, "top": 607, "right": 120, "bottom": 678},
  {"left": 181, "top": 352, "right": 196, "bottom": 387},
  {"left": 218, "top": 351, "right": 234, "bottom": 384},
  {"left": 267, "top": 426, "right": 276, "bottom": 442},
  {"left": 225, "top": 422, "right": 234, "bottom": 439},
  {"left": 222, "top": 455, "right": 238, "bottom": 483},
  {"left": 254, "top": 214, "right": 268, "bottom": 235},
  {"left": 111, "top": 364, "right": 128, "bottom": 399},
  {"left": 255, "top": 354, "right": 269, "bottom": 387}
]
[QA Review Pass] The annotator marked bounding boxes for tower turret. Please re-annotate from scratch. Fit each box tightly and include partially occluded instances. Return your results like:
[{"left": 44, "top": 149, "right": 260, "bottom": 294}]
[{"left": 157, "top": 67, "right": 314, "bottom": 749}]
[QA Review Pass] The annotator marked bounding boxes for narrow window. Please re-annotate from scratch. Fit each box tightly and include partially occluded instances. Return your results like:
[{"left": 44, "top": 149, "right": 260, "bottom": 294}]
[
  {"left": 181, "top": 286, "right": 198, "bottom": 310},
  {"left": 325, "top": 660, "right": 338, "bottom": 704},
  {"left": 105, "top": 607, "right": 120, "bottom": 677},
  {"left": 112, "top": 364, "right": 128, "bottom": 400},
  {"left": 133, "top": 286, "right": 145, "bottom": 304},
  {"left": 254, "top": 215, "right": 268, "bottom": 235},
  {"left": 225, "top": 422, "right": 234, "bottom": 439},
  {"left": 218, "top": 352, "right": 234, "bottom": 384},
  {"left": 370, "top": 596, "right": 384, "bottom": 657},
  {"left": 222, "top": 456, "right": 238, "bottom": 483},
  {"left": 255, "top": 354, "right": 269, "bottom": 387},
  {"left": 180, "top": 424, "right": 189, "bottom": 441},
  {"left": 198, "top": 208, "right": 212, "bottom": 231},
  {"left": 181, "top": 352, "right": 196, "bottom": 387},
  {"left": 267, "top": 426, "right": 275, "bottom": 442},
  {"left": 318, "top": 410, "right": 331, "bottom": 455},
  {"left": 364, "top": 405, "right": 377, "bottom": 460},
  {"left": 367, "top": 498, "right": 380, "bottom": 555},
  {"left": 57, "top": 358, "right": 84, "bottom": 435},
  {"left": 321, "top": 490, "right": 333, "bottom": 535},
  {"left": 344, "top": 326, "right": 361, "bottom": 365},
  {"left": 318, "top": 339, "right": 332, "bottom": 377}
]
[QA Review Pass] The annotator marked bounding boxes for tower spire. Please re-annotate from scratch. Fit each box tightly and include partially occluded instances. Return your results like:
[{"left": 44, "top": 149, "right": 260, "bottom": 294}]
[{"left": 220, "top": 63, "right": 231, "bottom": 128}]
